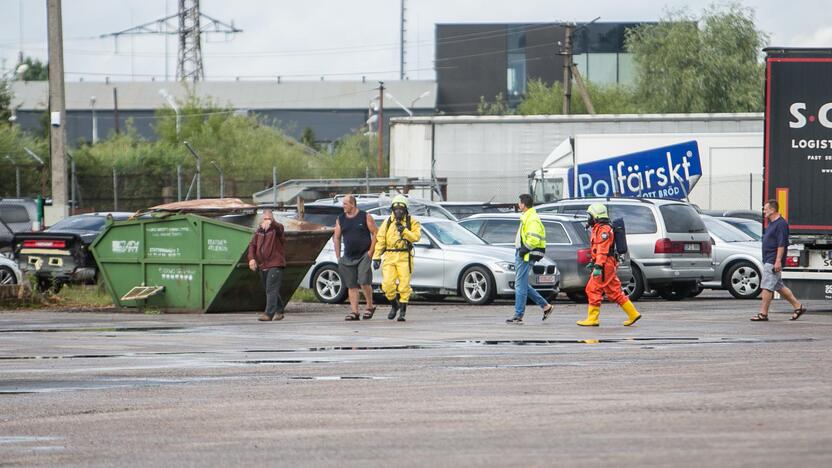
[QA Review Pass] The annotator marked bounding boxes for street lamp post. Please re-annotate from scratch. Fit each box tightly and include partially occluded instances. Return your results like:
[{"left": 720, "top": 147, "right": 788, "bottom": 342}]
[
  {"left": 184, "top": 141, "right": 201, "bottom": 199},
  {"left": 90, "top": 96, "right": 98, "bottom": 143},
  {"left": 159, "top": 89, "right": 180, "bottom": 137},
  {"left": 5, "top": 155, "right": 20, "bottom": 197}
]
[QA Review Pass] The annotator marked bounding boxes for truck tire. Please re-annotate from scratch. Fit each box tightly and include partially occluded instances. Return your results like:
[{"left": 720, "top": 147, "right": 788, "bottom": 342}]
[{"left": 725, "top": 261, "right": 762, "bottom": 299}]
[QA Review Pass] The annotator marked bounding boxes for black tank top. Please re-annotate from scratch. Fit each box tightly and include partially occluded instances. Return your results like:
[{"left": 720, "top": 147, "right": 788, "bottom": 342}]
[{"left": 339, "top": 210, "right": 372, "bottom": 259}]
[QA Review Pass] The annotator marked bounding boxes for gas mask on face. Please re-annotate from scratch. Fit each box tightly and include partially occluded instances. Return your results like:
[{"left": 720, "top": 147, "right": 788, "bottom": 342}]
[
  {"left": 393, "top": 206, "right": 406, "bottom": 221},
  {"left": 586, "top": 216, "right": 596, "bottom": 229}
]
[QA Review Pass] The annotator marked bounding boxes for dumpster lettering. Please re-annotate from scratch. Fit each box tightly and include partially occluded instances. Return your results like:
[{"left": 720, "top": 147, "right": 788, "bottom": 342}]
[
  {"left": 147, "top": 226, "right": 190, "bottom": 238},
  {"left": 158, "top": 267, "right": 195, "bottom": 282},
  {"left": 207, "top": 239, "right": 228, "bottom": 253},
  {"left": 112, "top": 240, "right": 140, "bottom": 254},
  {"left": 148, "top": 247, "right": 181, "bottom": 258}
]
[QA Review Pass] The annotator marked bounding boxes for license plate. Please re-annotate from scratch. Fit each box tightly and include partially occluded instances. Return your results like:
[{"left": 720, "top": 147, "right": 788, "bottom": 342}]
[
  {"left": 537, "top": 275, "right": 555, "bottom": 284},
  {"left": 684, "top": 243, "right": 700, "bottom": 252}
]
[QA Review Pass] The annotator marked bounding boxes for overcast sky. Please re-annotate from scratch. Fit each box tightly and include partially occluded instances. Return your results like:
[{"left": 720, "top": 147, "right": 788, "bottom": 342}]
[{"left": 0, "top": 0, "right": 829, "bottom": 82}]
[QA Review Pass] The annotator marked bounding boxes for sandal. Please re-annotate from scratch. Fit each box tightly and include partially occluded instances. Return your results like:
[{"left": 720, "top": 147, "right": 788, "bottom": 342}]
[
  {"left": 542, "top": 303, "right": 554, "bottom": 321},
  {"left": 791, "top": 305, "right": 807, "bottom": 321},
  {"left": 750, "top": 313, "right": 769, "bottom": 321},
  {"left": 363, "top": 306, "right": 376, "bottom": 320},
  {"left": 345, "top": 312, "right": 360, "bottom": 321}
]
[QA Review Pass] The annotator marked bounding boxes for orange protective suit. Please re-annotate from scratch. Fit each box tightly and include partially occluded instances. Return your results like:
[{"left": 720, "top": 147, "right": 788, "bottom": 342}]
[{"left": 585, "top": 222, "right": 628, "bottom": 307}]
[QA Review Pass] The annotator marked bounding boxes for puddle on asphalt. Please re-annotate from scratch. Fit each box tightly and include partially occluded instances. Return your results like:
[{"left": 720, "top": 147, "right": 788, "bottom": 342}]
[
  {"left": 0, "top": 327, "right": 185, "bottom": 334},
  {"left": 243, "top": 345, "right": 437, "bottom": 353},
  {"left": 287, "top": 376, "right": 386, "bottom": 381}
]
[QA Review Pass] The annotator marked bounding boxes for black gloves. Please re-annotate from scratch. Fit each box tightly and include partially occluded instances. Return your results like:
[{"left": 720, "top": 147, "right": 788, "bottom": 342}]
[
  {"left": 396, "top": 223, "right": 405, "bottom": 234},
  {"left": 372, "top": 259, "right": 381, "bottom": 270}
]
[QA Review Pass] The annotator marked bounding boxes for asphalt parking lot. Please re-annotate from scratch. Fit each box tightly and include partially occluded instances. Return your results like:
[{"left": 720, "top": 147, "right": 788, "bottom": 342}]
[{"left": 1, "top": 292, "right": 831, "bottom": 467}]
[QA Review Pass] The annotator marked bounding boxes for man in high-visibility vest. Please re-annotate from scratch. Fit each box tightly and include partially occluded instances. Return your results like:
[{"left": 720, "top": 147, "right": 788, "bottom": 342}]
[
  {"left": 506, "top": 194, "right": 554, "bottom": 323},
  {"left": 577, "top": 203, "right": 641, "bottom": 327},
  {"left": 372, "top": 195, "right": 421, "bottom": 322}
]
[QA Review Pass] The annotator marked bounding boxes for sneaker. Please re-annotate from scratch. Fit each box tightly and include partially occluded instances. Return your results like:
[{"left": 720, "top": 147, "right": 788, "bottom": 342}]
[
  {"left": 272, "top": 313, "right": 285, "bottom": 321},
  {"left": 258, "top": 313, "right": 273, "bottom": 322},
  {"left": 505, "top": 316, "right": 523, "bottom": 324}
]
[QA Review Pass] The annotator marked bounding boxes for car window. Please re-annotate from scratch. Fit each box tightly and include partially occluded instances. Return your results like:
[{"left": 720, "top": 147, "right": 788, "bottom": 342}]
[
  {"left": 0, "top": 205, "right": 31, "bottom": 223},
  {"left": 459, "top": 219, "right": 485, "bottom": 236},
  {"left": 535, "top": 205, "right": 559, "bottom": 213},
  {"left": 47, "top": 216, "right": 108, "bottom": 232},
  {"left": 702, "top": 217, "right": 755, "bottom": 243},
  {"left": 421, "top": 222, "right": 487, "bottom": 246},
  {"left": 568, "top": 221, "right": 591, "bottom": 243},
  {"left": 724, "top": 219, "right": 762, "bottom": 241},
  {"left": 559, "top": 204, "right": 590, "bottom": 215},
  {"left": 659, "top": 204, "right": 707, "bottom": 234},
  {"left": 607, "top": 204, "right": 658, "bottom": 234},
  {"left": 480, "top": 219, "right": 519, "bottom": 244},
  {"left": 543, "top": 221, "right": 570, "bottom": 244}
]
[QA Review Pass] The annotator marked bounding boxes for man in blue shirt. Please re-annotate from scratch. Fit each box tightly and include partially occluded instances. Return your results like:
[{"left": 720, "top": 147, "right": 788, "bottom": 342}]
[{"left": 752, "top": 200, "right": 807, "bottom": 321}]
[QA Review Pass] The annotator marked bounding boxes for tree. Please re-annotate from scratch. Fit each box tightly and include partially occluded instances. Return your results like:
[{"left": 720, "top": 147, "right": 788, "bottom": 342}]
[
  {"left": 300, "top": 127, "right": 319, "bottom": 151},
  {"left": 516, "top": 79, "right": 641, "bottom": 115},
  {"left": 476, "top": 93, "right": 512, "bottom": 115},
  {"left": 16, "top": 57, "right": 49, "bottom": 81},
  {"left": 0, "top": 79, "right": 12, "bottom": 124},
  {"left": 625, "top": 4, "right": 768, "bottom": 113}
]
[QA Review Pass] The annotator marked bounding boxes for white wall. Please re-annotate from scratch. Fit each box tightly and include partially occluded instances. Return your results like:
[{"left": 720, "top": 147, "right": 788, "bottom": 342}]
[{"left": 389, "top": 114, "right": 764, "bottom": 204}]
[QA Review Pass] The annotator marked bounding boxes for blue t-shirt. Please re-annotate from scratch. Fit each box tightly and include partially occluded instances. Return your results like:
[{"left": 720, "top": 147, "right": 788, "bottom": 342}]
[{"left": 762, "top": 217, "right": 789, "bottom": 265}]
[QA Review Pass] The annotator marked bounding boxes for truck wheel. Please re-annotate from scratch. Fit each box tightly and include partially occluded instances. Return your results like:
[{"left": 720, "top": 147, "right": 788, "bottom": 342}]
[
  {"left": 36, "top": 278, "right": 63, "bottom": 294},
  {"left": 312, "top": 265, "right": 347, "bottom": 304},
  {"left": 0, "top": 266, "right": 17, "bottom": 285},
  {"left": 459, "top": 266, "right": 495, "bottom": 305},
  {"left": 726, "top": 262, "right": 761, "bottom": 299},
  {"left": 622, "top": 267, "right": 645, "bottom": 302}
]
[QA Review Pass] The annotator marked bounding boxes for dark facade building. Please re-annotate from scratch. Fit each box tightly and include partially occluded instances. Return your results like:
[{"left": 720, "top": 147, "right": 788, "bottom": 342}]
[{"left": 435, "top": 22, "right": 646, "bottom": 114}]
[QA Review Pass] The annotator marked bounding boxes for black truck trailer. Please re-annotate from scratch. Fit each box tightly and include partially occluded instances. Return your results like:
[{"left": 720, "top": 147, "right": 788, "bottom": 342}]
[{"left": 764, "top": 47, "right": 832, "bottom": 299}]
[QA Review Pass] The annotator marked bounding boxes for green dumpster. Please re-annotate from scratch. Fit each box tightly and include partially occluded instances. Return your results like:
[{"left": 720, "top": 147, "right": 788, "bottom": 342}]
[{"left": 91, "top": 213, "right": 332, "bottom": 313}]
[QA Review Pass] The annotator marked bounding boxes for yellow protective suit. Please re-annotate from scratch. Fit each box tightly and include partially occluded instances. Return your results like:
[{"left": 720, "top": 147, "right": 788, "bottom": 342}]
[{"left": 373, "top": 214, "right": 421, "bottom": 303}]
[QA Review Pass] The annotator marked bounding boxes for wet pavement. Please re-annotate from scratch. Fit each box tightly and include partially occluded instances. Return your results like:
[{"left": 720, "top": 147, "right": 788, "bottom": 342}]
[{"left": 1, "top": 292, "right": 831, "bottom": 467}]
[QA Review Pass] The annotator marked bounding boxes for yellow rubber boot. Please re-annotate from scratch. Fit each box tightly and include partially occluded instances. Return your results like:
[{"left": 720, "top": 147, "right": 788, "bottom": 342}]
[
  {"left": 577, "top": 305, "right": 600, "bottom": 327},
  {"left": 621, "top": 300, "right": 642, "bottom": 326}
]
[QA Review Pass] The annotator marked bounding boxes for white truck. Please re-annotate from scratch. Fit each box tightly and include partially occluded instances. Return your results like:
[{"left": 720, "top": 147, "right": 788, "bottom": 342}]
[{"left": 528, "top": 133, "right": 762, "bottom": 208}]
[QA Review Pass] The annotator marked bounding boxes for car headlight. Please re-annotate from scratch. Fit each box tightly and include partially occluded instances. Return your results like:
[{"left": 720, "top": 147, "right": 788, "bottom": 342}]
[{"left": 496, "top": 261, "right": 515, "bottom": 272}]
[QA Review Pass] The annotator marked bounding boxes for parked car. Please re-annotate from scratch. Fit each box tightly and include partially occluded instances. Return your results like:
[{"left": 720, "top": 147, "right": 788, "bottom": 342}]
[
  {"left": 702, "top": 209, "right": 763, "bottom": 224},
  {"left": 537, "top": 198, "right": 715, "bottom": 301},
  {"left": 699, "top": 215, "right": 763, "bottom": 299},
  {"left": 0, "top": 255, "right": 23, "bottom": 285},
  {"left": 304, "top": 217, "right": 560, "bottom": 305},
  {"left": 292, "top": 194, "right": 457, "bottom": 227},
  {"left": 0, "top": 198, "right": 38, "bottom": 259},
  {"left": 716, "top": 217, "right": 762, "bottom": 241},
  {"left": 458, "top": 212, "right": 634, "bottom": 302},
  {"left": 14, "top": 212, "right": 133, "bottom": 292},
  {"left": 438, "top": 202, "right": 516, "bottom": 220}
]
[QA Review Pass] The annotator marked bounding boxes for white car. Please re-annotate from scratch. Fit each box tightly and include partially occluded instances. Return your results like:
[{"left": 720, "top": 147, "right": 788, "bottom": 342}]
[
  {"left": 0, "top": 255, "right": 24, "bottom": 285},
  {"left": 302, "top": 217, "right": 560, "bottom": 305}
]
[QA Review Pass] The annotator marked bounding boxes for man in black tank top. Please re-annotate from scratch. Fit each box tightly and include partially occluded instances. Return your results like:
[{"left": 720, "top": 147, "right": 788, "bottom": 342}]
[{"left": 334, "top": 195, "right": 379, "bottom": 320}]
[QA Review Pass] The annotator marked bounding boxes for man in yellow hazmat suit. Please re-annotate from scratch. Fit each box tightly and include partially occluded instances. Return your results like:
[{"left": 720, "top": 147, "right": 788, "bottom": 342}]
[{"left": 372, "top": 195, "right": 422, "bottom": 322}]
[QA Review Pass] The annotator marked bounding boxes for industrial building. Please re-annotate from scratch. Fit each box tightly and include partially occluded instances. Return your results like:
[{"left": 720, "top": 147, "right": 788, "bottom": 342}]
[{"left": 9, "top": 80, "right": 437, "bottom": 149}]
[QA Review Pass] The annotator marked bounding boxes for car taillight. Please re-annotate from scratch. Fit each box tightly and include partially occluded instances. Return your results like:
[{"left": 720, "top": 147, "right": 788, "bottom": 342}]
[
  {"left": 577, "top": 248, "right": 592, "bottom": 265},
  {"left": 702, "top": 240, "right": 712, "bottom": 255},
  {"left": 22, "top": 239, "right": 66, "bottom": 249},
  {"left": 654, "top": 238, "right": 681, "bottom": 254},
  {"left": 785, "top": 256, "right": 801, "bottom": 267}
]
